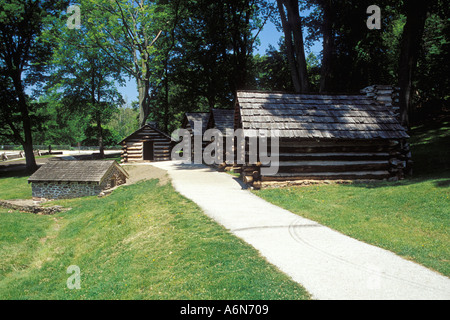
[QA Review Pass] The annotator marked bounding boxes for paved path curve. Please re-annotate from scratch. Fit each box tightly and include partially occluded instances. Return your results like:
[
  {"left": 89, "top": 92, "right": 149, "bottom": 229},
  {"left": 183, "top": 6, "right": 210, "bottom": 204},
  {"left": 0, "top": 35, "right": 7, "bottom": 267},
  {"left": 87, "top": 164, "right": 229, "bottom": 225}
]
[{"left": 150, "top": 161, "right": 450, "bottom": 300}]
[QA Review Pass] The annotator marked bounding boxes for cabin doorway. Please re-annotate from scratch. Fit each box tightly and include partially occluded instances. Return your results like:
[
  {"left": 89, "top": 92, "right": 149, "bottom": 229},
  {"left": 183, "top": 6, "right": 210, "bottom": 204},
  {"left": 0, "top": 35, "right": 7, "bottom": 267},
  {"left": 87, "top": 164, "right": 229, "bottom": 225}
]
[{"left": 143, "top": 141, "right": 154, "bottom": 161}]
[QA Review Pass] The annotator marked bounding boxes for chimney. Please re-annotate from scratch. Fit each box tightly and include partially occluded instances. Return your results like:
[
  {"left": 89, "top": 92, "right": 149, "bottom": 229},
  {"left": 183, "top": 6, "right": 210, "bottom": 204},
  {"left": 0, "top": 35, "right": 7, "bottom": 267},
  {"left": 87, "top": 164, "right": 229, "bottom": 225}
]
[
  {"left": 361, "top": 85, "right": 400, "bottom": 119},
  {"left": 146, "top": 121, "right": 158, "bottom": 128}
]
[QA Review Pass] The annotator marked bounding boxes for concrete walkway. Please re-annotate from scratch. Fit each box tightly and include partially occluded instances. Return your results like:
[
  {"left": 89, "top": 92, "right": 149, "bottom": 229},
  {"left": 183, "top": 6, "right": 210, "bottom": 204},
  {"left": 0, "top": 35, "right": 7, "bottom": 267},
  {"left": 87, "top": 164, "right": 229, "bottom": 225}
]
[{"left": 150, "top": 161, "right": 450, "bottom": 300}]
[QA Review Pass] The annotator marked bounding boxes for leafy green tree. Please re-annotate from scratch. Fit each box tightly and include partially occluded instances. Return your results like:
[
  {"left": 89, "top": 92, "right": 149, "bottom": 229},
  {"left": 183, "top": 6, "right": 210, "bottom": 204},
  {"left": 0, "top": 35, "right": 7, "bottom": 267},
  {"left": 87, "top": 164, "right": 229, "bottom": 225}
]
[
  {"left": 298, "top": 0, "right": 448, "bottom": 126},
  {"left": 0, "top": 0, "right": 68, "bottom": 172},
  {"left": 251, "top": 40, "right": 320, "bottom": 93},
  {"left": 397, "top": 1, "right": 431, "bottom": 128},
  {"left": 306, "top": 51, "right": 321, "bottom": 92},
  {"left": 251, "top": 43, "right": 294, "bottom": 92},
  {"left": 33, "top": 93, "right": 87, "bottom": 145},
  {"left": 299, "top": 1, "right": 401, "bottom": 93},
  {"left": 410, "top": 1, "right": 450, "bottom": 125},
  {"left": 80, "top": 0, "right": 182, "bottom": 128},
  {"left": 168, "top": 1, "right": 267, "bottom": 111},
  {"left": 46, "top": 21, "right": 124, "bottom": 157},
  {"left": 106, "top": 103, "right": 140, "bottom": 142},
  {"left": 82, "top": 125, "right": 119, "bottom": 147}
]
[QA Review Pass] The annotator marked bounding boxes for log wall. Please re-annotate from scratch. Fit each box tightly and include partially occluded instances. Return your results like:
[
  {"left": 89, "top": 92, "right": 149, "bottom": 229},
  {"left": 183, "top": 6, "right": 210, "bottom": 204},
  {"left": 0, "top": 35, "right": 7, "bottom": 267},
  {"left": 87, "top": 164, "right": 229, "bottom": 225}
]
[{"left": 241, "top": 138, "right": 410, "bottom": 188}]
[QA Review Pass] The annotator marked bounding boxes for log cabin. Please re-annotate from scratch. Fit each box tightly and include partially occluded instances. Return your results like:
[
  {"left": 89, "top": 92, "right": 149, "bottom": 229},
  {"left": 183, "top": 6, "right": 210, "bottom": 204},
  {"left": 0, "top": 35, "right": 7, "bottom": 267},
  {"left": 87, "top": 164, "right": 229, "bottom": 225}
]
[
  {"left": 205, "top": 108, "right": 235, "bottom": 169},
  {"left": 234, "top": 88, "right": 411, "bottom": 188},
  {"left": 120, "top": 122, "right": 173, "bottom": 163},
  {"left": 181, "top": 112, "right": 210, "bottom": 161},
  {"left": 207, "top": 108, "right": 235, "bottom": 134}
]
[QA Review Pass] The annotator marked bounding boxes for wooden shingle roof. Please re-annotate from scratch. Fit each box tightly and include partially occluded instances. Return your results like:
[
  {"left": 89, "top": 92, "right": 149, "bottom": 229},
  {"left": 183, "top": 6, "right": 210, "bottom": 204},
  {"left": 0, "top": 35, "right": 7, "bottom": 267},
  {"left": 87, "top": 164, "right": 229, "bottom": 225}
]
[
  {"left": 236, "top": 91, "right": 409, "bottom": 140},
  {"left": 28, "top": 160, "right": 128, "bottom": 184},
  {"left": 209, "top": 108, "right": 235, "bottom": 134},
  {"left": 182, "top": 112, "right": 210, "bottom": 135},
  {"left": 119, "top": 123, "right": 174, "bottom": 144}
]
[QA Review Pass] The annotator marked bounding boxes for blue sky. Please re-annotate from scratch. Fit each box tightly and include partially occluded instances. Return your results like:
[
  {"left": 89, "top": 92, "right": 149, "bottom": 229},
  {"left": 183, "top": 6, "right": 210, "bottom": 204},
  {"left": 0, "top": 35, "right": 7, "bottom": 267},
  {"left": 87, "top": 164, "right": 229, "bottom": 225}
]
[
  {"left": 118, "top": 19, "right": 322, "bottom": 104},
  {"left": 254, "top": 18, "right": 322, "bottom": 56}
]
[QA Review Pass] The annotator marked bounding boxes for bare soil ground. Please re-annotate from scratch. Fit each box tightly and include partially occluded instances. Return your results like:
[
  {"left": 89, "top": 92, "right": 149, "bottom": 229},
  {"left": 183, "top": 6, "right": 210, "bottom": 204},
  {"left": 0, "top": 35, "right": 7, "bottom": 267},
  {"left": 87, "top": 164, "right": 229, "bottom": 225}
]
[{"left": 122, "top": 164, "right": 170, "bottom": 186}]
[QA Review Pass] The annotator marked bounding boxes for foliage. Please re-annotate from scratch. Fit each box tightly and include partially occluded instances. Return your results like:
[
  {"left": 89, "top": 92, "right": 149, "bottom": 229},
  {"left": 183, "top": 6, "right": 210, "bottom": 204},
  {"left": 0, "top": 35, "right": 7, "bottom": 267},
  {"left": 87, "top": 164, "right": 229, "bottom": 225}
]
[
  {"left": 32, "top": 93, "right": 87, "bottom": 145},
  {"left": 2, "top": 0, "right": 449, "bottom": 147},
  {"left": 251, "top": 43, "right": 294, "bottom": 92},
  {"left": 155, "top": 0, "right": 270, "bottom": 132},
  {"left": 44, "top": 18, "right": 124, "bottom": 154},
  {"left": 251, "top": 42, "right": 320, "bottom": 93},
  {"left": 260, "top": 0, "right": 449, "bottom": 125},
  {"left": 106, "top": 105, "right": 140, "bottom": 144},
  {"left": 81, "top": 125, "right": 119, "bottom": 147},
  {"left": 413, "top": 7, "right": 450, "bottom": 124},
  {"left": 0, "top": 0, "right": 69, "bottom": 171},
  {"left": 79, "top": 0, "right": 181, "bottom": 128}
]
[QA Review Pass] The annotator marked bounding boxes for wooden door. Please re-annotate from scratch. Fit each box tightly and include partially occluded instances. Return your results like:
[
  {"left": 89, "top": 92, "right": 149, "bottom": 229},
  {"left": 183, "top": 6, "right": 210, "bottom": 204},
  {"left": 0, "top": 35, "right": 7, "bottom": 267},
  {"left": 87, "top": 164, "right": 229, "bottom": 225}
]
[{"left": 143, "top": 141, "right": 154, "bottom": 161}]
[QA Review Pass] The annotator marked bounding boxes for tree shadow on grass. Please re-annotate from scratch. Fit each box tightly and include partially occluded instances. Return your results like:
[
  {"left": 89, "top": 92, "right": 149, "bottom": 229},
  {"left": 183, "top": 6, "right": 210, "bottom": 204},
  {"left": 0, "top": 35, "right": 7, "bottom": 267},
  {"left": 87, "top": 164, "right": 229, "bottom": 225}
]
[
  {"left": 0, "top": 163, "right": 37, "bottom": 179},
  {"left": 346, "top": 168, "right": 450, "bottom": 190},
  {"left": 346, "top": 128, "right": 450, "bottom": 189},
  {"left": 435, "top": 179, "right": 450, "bottom": 188}
]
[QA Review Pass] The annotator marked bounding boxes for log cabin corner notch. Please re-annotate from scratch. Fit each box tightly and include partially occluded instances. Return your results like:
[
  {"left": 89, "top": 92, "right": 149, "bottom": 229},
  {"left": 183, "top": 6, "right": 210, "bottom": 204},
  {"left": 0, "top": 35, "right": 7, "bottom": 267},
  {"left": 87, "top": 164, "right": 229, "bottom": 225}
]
[
  {"left": 235, "top": 89, "right": 411, "bottom": 188},
  {"left": 120, "top": 122, "right": 174, "bottom": 163}
]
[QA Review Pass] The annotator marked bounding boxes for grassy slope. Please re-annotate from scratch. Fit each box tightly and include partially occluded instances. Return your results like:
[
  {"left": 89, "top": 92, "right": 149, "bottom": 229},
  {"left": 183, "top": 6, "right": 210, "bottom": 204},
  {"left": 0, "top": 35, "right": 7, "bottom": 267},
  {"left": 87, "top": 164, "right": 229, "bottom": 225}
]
[
  {"left": 0, "top": 179, "right": 310, "bottom": 300},
  {"left": 0, "top": 176, "right": 31, "bottom": 200},
  {"left": 254, "top": 123, "right": 450, "bottom": 277}
]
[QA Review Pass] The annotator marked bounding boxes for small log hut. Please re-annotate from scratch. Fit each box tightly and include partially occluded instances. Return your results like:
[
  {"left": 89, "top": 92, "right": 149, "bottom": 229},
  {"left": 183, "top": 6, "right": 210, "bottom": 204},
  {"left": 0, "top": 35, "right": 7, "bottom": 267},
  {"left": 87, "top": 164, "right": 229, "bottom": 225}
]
[
  {"left": 235, "top": 88, "right": 411, "bottom": 188},
  {"left": 120, "top": 122, "right": 173, "bottom": 163},
  {"left": 181, "top": 112, "right": 210, "bottom": 160},
  {"left": 205, "top": 108, "right": 235, "bottom": 170}
]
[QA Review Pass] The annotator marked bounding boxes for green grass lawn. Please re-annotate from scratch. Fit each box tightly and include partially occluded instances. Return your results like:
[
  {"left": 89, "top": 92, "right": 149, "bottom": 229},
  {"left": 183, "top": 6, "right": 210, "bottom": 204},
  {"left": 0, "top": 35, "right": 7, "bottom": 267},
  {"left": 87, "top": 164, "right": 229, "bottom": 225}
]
[
  {"left": 0, "top": 175, "right": 31, "bottom": 200},
  {"left": 0, "top": 179, "right": 310, "bottom": 300},
  {"left": 254, "top": 122, "right": 450, "bottom": 277}
]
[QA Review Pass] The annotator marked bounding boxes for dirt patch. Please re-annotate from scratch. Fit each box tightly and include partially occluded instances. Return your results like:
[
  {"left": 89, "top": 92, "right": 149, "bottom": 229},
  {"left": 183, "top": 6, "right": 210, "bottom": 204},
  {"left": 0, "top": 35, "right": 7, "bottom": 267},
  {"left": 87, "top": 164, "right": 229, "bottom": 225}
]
[{"left": 122, "top": 164, "right": 170, "bottom": 186}]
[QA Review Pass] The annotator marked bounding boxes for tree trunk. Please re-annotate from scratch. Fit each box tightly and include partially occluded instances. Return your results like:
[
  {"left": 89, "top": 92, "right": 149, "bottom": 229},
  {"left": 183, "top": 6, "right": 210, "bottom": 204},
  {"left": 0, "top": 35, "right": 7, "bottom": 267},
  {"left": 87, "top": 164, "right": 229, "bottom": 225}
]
[
  {"left": 163, "top": 60, "right": 170, "bottom": 133},
  {"left": 96, "top": 112, "right": 104, "bottom": 159},
  {"left": 286, "top": 0, "right": 309, "bottom": 93},
  {"left": 230, "top": 1, "right": 251, "bottom": 92},
  {"left": 22, "top": 141, "right": 37, "bottom": 173},
  {"left": 91, "top": 70, "right": 104, "bottom": 159},
  {"left": 398, "top": 1, "right": 429, "bottom": 129},
  {"left": 319, "top": 0, "right": 334, "bottom": 93},
  {"left": 277, "top": 0, "right": 301, "bottom": 92},
  {"left": 12, "top": 72, "right": 37, "bottom": 172},
  {"left": 276, "top": 0, "right": 309, "bottom": 93},
  {"left": 138, "top": 77, "right": 150, "bottom": 127}
]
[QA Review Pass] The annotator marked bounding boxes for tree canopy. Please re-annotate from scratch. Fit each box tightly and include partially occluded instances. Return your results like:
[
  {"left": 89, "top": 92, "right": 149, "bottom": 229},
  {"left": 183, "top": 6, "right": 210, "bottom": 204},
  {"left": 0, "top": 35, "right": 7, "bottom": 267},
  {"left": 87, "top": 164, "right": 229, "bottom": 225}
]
[
  {"left": 1, "top": 0, "right": 449, "bottom": 162},
  {"left": 0, "top": 0, "right": 69, "bottom": 171}
]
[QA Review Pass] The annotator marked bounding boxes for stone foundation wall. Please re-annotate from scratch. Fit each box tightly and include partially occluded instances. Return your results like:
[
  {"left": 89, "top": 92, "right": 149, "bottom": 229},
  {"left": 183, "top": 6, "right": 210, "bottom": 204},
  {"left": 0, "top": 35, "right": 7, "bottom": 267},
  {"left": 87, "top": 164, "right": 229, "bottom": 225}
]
[
  {"left": 101, "top": 166, "right": 127, "bottom": 189},
  {"left": 0, "top": 200, "right": 68, "bottom": 215},
  {"left": 32, "top": 181, "right": 102, "bottom": 200}
]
